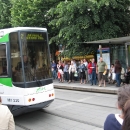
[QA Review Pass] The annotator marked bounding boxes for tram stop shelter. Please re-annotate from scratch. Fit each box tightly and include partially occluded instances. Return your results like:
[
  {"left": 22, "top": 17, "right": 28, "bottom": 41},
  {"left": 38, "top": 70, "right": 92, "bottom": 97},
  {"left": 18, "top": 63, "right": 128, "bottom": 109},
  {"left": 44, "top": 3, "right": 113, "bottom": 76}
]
[{"left": 84, "top": 36, "right": 130, "bottom": 70}]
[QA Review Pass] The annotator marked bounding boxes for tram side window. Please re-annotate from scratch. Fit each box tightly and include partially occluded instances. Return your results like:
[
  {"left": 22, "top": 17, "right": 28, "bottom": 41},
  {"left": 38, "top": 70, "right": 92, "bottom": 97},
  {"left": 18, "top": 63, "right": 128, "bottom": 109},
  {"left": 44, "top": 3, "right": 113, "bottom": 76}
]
[
  {"left": 0, "top": 44, "right": 7, "bottom": 76},
  {"left": 10, "top": 32, "right": 24, "bottom": 82}
]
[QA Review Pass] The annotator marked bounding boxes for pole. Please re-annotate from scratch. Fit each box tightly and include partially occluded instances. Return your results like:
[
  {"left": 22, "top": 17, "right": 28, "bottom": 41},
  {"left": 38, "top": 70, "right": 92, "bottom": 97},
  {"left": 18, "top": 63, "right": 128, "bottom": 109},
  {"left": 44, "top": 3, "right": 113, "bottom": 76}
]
[{"left": 99, "top": 45, "right": 102, "bottom": 57}]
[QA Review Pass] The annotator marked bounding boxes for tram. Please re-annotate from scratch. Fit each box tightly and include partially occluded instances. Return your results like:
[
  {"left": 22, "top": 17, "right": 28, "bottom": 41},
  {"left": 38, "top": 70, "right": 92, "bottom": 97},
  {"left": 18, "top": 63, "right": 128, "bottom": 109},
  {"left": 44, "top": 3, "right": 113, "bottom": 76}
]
[{"left": 0, "top": 27, "right": 55, "bottom": 116}]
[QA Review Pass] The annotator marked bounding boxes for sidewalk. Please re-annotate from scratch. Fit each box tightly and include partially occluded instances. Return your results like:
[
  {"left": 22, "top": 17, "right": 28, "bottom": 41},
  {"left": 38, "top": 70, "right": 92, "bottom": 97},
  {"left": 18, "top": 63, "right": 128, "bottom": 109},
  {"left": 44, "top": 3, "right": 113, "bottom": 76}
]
[{"left": 53, "top": 80, "right": 119, "bottom": 94}]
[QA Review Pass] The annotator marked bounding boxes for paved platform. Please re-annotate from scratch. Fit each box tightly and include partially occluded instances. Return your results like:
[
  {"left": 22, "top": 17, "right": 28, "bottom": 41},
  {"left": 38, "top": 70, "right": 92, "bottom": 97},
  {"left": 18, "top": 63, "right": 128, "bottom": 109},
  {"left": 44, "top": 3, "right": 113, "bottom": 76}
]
[{"left": 53, "top": 80, "right": 119, "bottom": 94}]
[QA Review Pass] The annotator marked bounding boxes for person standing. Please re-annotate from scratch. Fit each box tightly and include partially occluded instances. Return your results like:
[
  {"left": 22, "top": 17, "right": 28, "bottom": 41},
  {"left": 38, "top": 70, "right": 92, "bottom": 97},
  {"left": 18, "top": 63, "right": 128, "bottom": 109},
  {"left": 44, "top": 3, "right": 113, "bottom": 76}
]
[
  {"left": 63, "top": 61, "right": 69, "bottom": 82},
  {"left": 79, "top": 60, "right": 86, "bottom": 84},
  {"left": 88, "top": 58, "right": 97, "bottom": 85},
  {"left": 57, "top": 61, "right": 64, "bottom": 82},
  {"left": 88, "top": 60, "right": 92, "bottom": 85},
  {"left": 124, "top": 67, "right": 130, "bottom": 84},
  {"left": 68, "top": 61, "right": 76, "bottom": 83},
  {"left": 108, "top": 64, "right": 115, "bottom": 84},
  {"left": 83, "top": 59, "right": 88, "bottom": 83},
  {"left": 115, "top": 60, "right": 122, "bottom": 87},
  {"left": 51, "top": 60, "right": 57, "bottom": 79},
  {"left": 0, "top": 97, "right": 15, "bottom": 130},
  {"left": 96, "top": 57, "right": 107, "bottom": 87}
]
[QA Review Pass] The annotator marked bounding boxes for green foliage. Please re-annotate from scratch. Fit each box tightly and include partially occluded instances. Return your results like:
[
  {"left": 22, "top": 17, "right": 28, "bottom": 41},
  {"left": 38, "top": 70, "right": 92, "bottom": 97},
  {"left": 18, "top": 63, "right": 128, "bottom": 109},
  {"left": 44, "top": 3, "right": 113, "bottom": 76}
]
[
  {"left": 48, "top": 0, "right": 130, "bottom": 57},
  {"left": 0, "top": 0, "right": 130, "bottom": 58},
  {"left": 0, "top": 0, "right": 12, "bottom": 29},
  {"left": 10, "top": 0, "right": 62, "bottom": 28}
]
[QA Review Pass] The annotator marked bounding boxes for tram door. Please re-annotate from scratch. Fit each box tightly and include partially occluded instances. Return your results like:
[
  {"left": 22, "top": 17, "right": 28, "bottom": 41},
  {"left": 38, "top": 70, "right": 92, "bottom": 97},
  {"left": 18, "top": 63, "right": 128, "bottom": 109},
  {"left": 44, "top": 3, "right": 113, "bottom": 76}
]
[{"left": 125, "top": 43, "right": 130, "bottom": 67}]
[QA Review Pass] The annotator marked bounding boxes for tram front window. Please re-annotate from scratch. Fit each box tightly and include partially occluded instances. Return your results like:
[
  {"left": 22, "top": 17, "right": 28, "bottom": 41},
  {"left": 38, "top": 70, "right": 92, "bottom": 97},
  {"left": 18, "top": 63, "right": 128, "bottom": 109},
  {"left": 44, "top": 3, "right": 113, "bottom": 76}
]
[
  {"left": 10, "top": 32, "right": 24, "bottom": 82},
  {"left": 21, "top": 32, "right": 51, "bottom": 81},
  {"left": 0, "top": 44, "right": 7, "bottom": 76}
]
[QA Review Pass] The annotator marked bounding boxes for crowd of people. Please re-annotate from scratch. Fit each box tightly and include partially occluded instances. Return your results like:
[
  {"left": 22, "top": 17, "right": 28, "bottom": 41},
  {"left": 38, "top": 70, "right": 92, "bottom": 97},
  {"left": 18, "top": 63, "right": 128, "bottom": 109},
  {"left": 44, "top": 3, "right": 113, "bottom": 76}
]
[{"left": 51, "top": 57, "right": 130, "bottom": 87}]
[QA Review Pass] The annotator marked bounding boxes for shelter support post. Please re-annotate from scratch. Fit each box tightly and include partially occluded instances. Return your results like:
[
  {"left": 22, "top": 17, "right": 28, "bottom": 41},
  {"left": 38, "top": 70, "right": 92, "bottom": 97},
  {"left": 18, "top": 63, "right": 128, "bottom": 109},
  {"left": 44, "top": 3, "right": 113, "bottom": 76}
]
[{"left": 99, "top": 45, "right": 102, "bottom": 57}]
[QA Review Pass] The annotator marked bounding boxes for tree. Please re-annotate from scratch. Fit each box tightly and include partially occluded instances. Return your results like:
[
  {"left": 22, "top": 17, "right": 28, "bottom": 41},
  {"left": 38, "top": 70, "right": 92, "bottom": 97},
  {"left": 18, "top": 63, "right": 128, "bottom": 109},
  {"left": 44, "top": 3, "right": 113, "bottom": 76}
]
[
  {"left": 11, "top": 0, "right": 63, "bottom": 28},
  {"left": 0, "top": 0, "right": 12, "bottom": 29},
  {"left": 48, "top": 0, "right": 130, "bottom": 57},
  {"left": 10, "top": 0, "right": 63, "bottom": 60}
]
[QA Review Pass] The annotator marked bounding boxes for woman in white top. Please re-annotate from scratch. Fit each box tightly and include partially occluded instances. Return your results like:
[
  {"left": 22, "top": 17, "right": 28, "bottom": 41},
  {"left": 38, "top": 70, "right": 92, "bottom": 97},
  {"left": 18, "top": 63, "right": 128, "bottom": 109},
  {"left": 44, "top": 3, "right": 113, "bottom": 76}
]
[
  {"left": 104, "top": 85, "right": 130, "bottom": 130},
  {"left": 0, "top": 97, "right": 15, "bottom": 130},
  {"left": 68, "top": 61, "right": 76, "bottom": 83},
  {"left": 108, "top": 64, "right": 115, "bottom": 84}
]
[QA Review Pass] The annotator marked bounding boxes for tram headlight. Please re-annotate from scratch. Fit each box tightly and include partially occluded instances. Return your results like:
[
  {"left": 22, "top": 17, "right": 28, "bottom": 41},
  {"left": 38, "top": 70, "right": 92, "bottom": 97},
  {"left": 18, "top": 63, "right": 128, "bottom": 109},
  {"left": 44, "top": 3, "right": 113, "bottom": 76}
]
[
  {"left": 32, "top": 98, "right": 35, "bottom": 101},
  {"left": 28, "top": 98, "right": 31, "bottom": 102}
]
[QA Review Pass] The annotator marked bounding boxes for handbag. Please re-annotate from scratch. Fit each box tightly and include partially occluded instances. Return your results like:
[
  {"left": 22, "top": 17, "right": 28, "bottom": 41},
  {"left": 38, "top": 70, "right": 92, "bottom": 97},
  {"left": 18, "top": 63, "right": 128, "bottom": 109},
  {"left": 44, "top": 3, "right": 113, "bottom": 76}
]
[
  {"left": 112, "top": 73, "right": 116, "bottom": 80},
  {"left": 74, "top": 71, "right": 78, "bottom": 77}
]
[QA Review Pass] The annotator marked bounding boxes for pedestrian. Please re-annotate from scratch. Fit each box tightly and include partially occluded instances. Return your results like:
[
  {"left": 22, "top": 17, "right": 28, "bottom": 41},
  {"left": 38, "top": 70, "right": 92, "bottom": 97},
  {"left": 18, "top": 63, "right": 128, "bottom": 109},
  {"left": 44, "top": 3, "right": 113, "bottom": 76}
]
[
  {"left": 57, "top": 61, "right": 64, "bottom": 83},
  {"left": 108, "top": 64, "right": 115, "bottom": 84},
  {"left": 88, "top": 58, "right": 97, "bottom": 85},
  {"left": 124, "top": 67, "right": 130, "bottom": 84},
  {"left": 115, "top": 60, "right": 122, "bottom": 87},
  {"left": 63, "top": 61, "right": 69, "bottom": 82},
  {"left": 96, "top": 57, "right": 107, "bottom": 87},
  {"left": 51, "top": 60, "right": 57, "bottom": 79},
  {"left": 121, "top": 67, "right": 125, "bottom": 85},
  {"left": 83, "top": 59, "right": 88, "bottom": 83},
  {"left": 68, "top": 61, "right": 76, "bottom": 83},
  {"left": 0, "top": 96, "right": 15, "bottom": 130},
  {"left": 79, "top": 60, "right": 86, "bottom": 84},
  {"left": 104, "top": 85, "right": 130, "bottom": 130}
]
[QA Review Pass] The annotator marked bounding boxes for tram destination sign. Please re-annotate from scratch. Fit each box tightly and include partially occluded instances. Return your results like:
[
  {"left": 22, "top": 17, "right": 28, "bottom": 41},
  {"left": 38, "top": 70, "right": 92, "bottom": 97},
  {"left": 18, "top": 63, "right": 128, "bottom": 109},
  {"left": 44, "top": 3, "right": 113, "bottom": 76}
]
[{"left": 21, "top": 32, "right": 45, "bottom": 41}]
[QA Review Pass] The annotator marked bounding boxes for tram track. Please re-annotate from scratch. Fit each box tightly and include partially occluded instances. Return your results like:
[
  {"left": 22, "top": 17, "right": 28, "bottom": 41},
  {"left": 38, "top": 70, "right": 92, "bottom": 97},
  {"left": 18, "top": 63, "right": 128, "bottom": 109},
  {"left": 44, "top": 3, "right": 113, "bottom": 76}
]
[
  {"left": 55, "top": 88, "right": 117, "bottom": 99},
  {"left": 16, "top": 123, "right": 32, "bottom": 130},
  {"left": 40, "top": 109, "right": 103, "bottom": 128},
  {"left": 15, "top": 91, "right": 116, "bottom": 129},
  {"left": 16, "top": 109, "right": 103, "bottom": 130},
  {"left": 55, "top": 97, "right": 116, "bottom": 109}
]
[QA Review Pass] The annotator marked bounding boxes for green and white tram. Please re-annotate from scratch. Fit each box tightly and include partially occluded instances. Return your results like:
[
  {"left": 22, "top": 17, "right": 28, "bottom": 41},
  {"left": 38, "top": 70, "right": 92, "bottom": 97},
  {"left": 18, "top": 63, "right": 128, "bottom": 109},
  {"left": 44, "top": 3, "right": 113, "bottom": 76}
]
[{"left": 0, "top": 27, "right": 55, "bottom": 116}]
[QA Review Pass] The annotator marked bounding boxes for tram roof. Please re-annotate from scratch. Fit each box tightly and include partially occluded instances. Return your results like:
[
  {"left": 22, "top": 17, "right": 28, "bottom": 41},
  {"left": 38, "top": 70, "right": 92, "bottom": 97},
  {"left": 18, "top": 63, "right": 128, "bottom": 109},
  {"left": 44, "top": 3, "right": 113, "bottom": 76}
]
[
  {"left": 84, "top": 36, "right": 130, "bottom": 44},
  {"left": 0, "top": 27, "right": 47, "bottom": 36}
]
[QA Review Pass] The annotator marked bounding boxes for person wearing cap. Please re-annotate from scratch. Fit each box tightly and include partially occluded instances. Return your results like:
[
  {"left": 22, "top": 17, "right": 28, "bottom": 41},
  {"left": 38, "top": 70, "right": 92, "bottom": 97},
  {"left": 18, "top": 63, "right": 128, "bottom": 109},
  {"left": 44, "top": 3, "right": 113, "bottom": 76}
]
[{"left": 0, "top": 97, "right": 15, "bottom": 130}]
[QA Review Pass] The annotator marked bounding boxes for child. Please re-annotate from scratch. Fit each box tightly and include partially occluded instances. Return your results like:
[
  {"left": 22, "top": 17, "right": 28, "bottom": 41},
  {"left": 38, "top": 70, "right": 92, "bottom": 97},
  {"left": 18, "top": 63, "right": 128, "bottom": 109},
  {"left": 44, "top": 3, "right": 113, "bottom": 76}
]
[{"left": 104, "top": 85, "right": 130, "bottom": 130}]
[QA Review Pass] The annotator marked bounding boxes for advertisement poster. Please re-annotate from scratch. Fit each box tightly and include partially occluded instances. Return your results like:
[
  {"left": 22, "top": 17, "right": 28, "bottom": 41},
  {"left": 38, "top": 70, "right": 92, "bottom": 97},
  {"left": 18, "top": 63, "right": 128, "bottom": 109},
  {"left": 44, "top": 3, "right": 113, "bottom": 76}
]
[{"left": 97, "top": 53, "right": 110, "bottom": 69}]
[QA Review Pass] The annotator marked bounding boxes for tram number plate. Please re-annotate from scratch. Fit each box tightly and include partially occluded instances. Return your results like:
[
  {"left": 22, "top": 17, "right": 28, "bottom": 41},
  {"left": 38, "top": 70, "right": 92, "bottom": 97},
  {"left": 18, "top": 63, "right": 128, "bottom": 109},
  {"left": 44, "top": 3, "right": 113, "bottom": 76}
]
[{"left": 7, "top": 98, "right": 19, "bottom": 102}]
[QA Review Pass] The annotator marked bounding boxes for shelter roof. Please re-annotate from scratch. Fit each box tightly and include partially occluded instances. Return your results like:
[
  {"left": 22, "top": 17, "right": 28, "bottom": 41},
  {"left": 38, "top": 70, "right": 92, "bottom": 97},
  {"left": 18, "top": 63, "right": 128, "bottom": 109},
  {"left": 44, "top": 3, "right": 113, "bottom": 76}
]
[{"left": 84, "top": 36, "right": 130, "bottom": 44}]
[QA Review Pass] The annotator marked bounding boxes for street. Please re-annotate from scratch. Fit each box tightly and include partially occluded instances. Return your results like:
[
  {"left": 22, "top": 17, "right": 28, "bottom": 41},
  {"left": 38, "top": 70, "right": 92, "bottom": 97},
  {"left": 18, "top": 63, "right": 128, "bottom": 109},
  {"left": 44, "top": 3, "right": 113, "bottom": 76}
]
[{"left": 15, "top": 89, "right": 119, "bottom": 130}]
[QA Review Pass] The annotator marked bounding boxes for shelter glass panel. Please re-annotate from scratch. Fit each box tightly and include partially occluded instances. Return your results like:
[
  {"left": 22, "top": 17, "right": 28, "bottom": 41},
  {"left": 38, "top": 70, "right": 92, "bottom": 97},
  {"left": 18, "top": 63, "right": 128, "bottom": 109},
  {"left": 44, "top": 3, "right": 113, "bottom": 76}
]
[
  {"left": 111, "top": 45, "right": 126, "bottom": 71},
  {"left": 127, "top": 45, "right": 130, "bottom": 67}
]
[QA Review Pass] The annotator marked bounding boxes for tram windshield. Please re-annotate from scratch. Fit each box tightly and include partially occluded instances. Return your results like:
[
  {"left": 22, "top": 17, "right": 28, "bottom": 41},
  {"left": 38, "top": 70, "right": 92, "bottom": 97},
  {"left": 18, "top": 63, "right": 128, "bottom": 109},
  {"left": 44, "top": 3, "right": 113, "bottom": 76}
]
[
  {"left": 0, "top": 44, "right": 7, "bottom": 76},
  {"left": 10, "top": 31, "right": 51, "bottom": 82}
]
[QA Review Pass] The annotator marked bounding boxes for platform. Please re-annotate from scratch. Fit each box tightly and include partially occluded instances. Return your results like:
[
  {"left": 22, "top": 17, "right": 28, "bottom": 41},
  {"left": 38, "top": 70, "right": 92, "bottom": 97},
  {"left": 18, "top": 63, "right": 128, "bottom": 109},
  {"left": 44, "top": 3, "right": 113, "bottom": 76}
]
[{"left": 53, "top": 80, "right": 119, "bottom": 94}]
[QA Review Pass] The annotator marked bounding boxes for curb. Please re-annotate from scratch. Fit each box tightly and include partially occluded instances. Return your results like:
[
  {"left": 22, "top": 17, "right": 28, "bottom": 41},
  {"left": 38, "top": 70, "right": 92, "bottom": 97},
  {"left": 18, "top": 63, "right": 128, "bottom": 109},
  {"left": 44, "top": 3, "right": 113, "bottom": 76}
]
[{"left": 54, "top": 85, "right": 118, "bottom": 94}]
